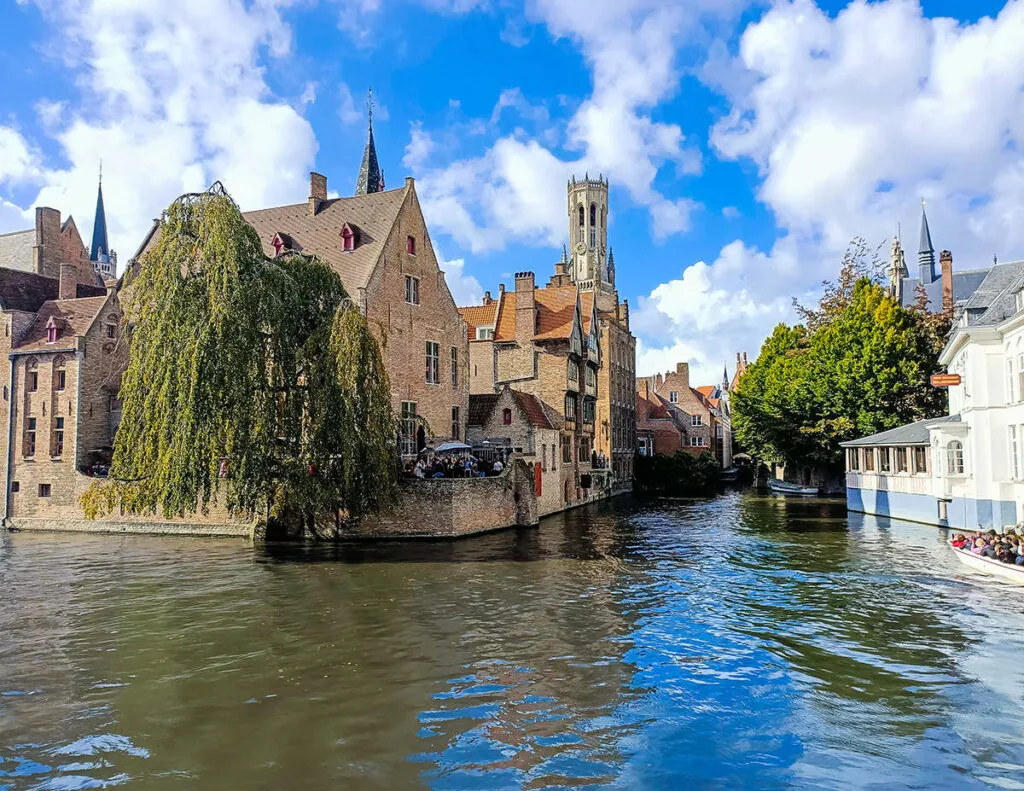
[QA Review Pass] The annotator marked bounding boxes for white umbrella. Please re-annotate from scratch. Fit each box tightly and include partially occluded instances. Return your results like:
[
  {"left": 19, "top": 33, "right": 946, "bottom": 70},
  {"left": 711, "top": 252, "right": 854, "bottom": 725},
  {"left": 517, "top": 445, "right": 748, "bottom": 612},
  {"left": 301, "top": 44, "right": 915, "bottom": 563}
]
[{"left": 435, "top": 441, "right": 472, "bottom": 453}]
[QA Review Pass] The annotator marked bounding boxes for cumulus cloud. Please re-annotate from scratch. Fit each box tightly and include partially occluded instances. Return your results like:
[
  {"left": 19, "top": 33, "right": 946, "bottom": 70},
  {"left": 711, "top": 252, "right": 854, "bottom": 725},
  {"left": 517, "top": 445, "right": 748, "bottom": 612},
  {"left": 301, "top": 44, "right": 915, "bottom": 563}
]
[
  {"left": 639, "top": 0, "right": 1024, "bottom": 385},
  {"left": 438, "top": 254, "right": 484, "bottom": 306},
  {"left": 1, "top": 0, "right": 318, "bottom": 267}
]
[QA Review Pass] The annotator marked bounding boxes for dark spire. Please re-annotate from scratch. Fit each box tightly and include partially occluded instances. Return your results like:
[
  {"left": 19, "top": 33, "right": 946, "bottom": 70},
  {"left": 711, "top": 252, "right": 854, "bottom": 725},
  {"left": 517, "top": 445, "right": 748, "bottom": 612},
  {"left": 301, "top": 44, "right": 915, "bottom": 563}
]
[
  {"left": 355, "top": 89, "right": 382, "bottom": 196},
  {"left": 607, "top": 246, "right": 615, "bottom": 285},
  {"left": 918, "top": 199, "right": 936, "bottom": 285},
  {"left": 90, "top": 164, "right": 109, "bottom": 262}
]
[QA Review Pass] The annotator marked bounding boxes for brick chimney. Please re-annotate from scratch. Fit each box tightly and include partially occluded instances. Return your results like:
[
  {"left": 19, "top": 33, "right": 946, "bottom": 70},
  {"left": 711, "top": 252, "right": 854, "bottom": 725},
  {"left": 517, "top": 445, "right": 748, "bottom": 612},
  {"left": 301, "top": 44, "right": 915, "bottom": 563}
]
[
  {"left": 308, "top": 172, "right": 327, "bottom": 216},
  {"left": 33, "top": 207, "right": 62, "bottom": 278},
  {"left": 940, "top": 250, "right": 954, "bottom": 316},
  {"left": 483, "top": 290, "right": 492, "bottom": 305},
  {"left": 676, "top": 361, "right": 690, "bottom": 389},
  {"left": 656, "top": 372, "right": 663, "bottom": 389},
  {"left": 743, "top": 352, "right": 748, "bottom": 365},
  {"left": 58, "top": 263, "right": 77, "bottom": 300},
  {"left": 514, "top": 272, "right": 536, "bottom": 339}
]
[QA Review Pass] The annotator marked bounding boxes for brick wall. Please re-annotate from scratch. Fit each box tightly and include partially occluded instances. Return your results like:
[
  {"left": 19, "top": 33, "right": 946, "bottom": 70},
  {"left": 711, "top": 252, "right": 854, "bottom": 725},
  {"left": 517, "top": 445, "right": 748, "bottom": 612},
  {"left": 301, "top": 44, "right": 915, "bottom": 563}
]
[
  {"left": 364, "top": 184, "right": 469, "bottom": 448},
  {"left": 468, "top": 340, "right": 495, "bottom": 394}
]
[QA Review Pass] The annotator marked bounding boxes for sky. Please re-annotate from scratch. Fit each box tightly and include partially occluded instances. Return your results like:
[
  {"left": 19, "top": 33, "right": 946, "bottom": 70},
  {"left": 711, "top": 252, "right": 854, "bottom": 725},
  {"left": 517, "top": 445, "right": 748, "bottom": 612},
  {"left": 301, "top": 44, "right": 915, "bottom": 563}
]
[{"left": 2, "top": 0, "right": 1023, "bottom": 387}]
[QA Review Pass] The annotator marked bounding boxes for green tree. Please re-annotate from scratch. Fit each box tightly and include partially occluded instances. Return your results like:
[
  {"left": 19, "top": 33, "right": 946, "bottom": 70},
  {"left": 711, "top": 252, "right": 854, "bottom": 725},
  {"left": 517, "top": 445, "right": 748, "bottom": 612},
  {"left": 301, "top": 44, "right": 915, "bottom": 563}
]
[
  {"left": 82, "top": 185, "right": 398, "bottom": 528},
  {"left": 734, "top": 242, "right": 949, "bottom": 473}
]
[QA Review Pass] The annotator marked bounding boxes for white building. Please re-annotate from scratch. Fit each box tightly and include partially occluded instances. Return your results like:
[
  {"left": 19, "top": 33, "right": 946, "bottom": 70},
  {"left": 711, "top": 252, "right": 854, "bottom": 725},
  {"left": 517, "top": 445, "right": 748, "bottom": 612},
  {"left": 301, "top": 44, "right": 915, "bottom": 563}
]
[{"left": 843, "top": 260, "right": 1024, "bottom": 530}]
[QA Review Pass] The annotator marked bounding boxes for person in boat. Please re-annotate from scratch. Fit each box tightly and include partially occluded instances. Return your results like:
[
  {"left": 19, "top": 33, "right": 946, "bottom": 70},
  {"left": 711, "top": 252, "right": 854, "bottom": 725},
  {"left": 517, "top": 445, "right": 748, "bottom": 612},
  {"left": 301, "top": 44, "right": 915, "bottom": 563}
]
[
  {"left": 971, "top": 537, "right": 988, "bottom": 555},
  {"left": 951, "top": 534, "right": 967, "bottom": 549}
]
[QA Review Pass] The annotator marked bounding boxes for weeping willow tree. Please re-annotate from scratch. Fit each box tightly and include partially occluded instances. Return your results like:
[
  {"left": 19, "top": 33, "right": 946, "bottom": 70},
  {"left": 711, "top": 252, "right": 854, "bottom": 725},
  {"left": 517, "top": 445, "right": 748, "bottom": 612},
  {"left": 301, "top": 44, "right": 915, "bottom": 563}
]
[{"left": 82, "top": 184, "right": 398, "bottom": 527}]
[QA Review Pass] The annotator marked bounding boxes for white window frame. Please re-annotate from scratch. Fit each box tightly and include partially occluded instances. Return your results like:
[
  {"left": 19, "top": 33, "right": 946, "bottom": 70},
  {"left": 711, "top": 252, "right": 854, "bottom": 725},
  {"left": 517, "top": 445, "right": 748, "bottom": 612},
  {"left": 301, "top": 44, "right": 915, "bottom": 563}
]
[
  {"left": 425, "top": 341, "right": 440, "bottom": 385},
  {"left": 405, "top": 275, "right": 420, "bottom": 305}
]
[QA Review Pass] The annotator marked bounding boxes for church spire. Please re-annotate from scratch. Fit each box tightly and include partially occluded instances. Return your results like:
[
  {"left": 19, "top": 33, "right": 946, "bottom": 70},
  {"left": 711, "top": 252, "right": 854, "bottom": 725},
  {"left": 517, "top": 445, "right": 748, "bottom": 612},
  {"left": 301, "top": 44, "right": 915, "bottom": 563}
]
[
  {"left": 90, "top": 164, "right": 109, "bottom": 262},
  {"left": 918, "top": 199, "right": 936, "bottom": 285},
  {"left": 355, "top": 89, "right": 382, "bottom": 196}
]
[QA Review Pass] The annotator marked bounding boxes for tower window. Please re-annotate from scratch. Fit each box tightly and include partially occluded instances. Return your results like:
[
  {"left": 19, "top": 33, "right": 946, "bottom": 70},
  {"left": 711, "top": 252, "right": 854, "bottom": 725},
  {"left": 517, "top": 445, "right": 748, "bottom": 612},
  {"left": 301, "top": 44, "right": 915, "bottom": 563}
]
[
  {"left": 578, "top": 205, "right": 584, "bottom": 227},
  {"left": 590, "top": 203, "right": 596, "bottom": 226}
]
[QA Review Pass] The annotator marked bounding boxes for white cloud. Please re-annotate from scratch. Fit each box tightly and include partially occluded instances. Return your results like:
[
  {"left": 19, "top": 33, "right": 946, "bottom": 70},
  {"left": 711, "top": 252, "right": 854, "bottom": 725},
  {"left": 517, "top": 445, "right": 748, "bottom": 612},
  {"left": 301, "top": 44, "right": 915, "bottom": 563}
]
[
  {"left": 2, "top": 0, "right": 318, "bottom": 267},
  {"left": 438, "top": 255, "right": 483, "bottom": 306},
  {"left": 640, "top": 0, "right": 1024, "bottom": 385},
  {"left": 0, "top": 127, "right": 41, "bottom": 186},
  {"left": 403, "top": 121, "right": 434, "bottom": 170}
]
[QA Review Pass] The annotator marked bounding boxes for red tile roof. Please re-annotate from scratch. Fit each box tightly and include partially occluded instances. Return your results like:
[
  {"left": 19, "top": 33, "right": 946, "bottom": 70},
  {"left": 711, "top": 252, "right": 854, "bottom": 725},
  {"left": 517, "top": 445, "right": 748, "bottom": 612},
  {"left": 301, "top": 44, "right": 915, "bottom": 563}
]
[
  {"left": 458, "top": 302, "right": 499, "bottom": 340},
  {"left": 15, "top": 297, "right": 110, "bottom": 351},
  {"left": 511, "top": 390, "right": 556, "bottom": 429}
]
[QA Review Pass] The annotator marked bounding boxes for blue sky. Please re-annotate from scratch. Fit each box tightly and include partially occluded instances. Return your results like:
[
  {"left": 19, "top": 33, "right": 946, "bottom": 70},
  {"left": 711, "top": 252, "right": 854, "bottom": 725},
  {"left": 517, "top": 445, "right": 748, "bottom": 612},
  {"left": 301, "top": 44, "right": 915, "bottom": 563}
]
[{"left": 1, "top": 0, "right": 1022, "bottom": 385}]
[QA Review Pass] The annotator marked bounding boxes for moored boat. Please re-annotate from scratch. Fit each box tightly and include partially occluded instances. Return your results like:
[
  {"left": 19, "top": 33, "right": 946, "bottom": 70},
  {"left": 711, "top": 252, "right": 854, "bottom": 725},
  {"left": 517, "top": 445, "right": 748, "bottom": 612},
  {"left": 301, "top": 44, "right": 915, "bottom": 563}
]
[
  {"left": 949, "top": 542, "right": 1024, "bottom": 585},
  {"left": 768, "top": 479, "right": 819, "bottom": 496}
]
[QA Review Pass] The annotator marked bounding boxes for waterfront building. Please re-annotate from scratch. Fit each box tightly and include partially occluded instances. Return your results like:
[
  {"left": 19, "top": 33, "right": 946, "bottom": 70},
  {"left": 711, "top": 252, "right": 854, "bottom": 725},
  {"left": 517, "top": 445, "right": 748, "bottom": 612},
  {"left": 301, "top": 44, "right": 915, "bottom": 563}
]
[
  {"left": 466, "top": 385, "right": 567, "bottom": 515},
  {"left": 459, "top": 270, "right": 602, "bottom": 508},
  {"left": 133, "top": 113, "right": 469, "bottom": 458},
  {"left": 635, "top": 379, "right": 688, "bottom": 458},
  {"left": 636, "top": 362, "right": 732, "bottom": 468},
  {"left": 844, "top": 259, "right": 1024, "bottom": 529},
  {"left": 0, "top": 204, "right": 122, "bottom": 522}
]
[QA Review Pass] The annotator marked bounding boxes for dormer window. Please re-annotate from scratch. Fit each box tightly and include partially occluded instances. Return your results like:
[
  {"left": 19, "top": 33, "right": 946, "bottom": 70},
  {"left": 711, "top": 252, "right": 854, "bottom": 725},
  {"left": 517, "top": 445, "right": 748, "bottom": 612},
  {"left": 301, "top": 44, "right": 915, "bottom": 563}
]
[
  {"left": 271, "top": 234, "right": 284, "bottom": 256},
  {"left": 45, "top": 318, "right": 57, "bottom": 344},
  {"left": 341, "top": 223, "right": 358, "bottom": 252},
  {"left": 271, "top": 232, "right": 295, "bottom": 257}
]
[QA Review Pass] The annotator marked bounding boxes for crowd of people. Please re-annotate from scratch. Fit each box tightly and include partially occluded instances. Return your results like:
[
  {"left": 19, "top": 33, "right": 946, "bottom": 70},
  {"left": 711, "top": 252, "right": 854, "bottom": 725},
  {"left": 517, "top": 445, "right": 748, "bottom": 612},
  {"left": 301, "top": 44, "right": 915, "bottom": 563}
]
[
  {"left": 403, "top": 453, "right": 506, "bottom": 480},
  {"left": 951, "top": 530, "right": 1024, "bottom": 566}
]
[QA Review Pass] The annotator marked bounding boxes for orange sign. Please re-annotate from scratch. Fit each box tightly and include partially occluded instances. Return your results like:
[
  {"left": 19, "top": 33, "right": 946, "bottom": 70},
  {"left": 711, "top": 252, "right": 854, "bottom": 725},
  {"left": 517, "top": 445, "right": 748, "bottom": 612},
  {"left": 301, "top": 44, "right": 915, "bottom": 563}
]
[{"left": 930, "top": 374, "right": 961, "bottom": 387}]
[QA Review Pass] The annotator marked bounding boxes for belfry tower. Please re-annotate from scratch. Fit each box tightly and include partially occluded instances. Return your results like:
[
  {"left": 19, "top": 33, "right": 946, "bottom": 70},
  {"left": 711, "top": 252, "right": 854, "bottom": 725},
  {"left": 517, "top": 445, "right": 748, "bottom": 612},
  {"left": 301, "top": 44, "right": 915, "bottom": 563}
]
[{"left": 567, "top": 175, "right": 610, "bottom": 287}]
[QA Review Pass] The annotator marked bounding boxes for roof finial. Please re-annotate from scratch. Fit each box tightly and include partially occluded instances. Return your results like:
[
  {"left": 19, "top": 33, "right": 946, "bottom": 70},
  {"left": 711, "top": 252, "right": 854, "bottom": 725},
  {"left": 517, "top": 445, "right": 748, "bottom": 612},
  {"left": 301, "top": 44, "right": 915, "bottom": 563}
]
[
  {"left": 366, "top": 87, "right": 374, "bottom": 129},
  {"left": 995, "top": 253, "right": 999, "bottom": 265},
  {"left": 98, "top": 159, "right": 102, "bottom": 185}
]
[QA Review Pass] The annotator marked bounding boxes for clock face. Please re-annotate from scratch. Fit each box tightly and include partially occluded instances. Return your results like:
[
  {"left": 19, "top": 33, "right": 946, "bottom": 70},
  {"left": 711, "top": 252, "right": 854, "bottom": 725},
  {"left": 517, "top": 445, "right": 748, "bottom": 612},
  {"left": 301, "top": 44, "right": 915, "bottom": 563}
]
[{"left": 575, "top": 241, "right": 587, "bottom": 255}]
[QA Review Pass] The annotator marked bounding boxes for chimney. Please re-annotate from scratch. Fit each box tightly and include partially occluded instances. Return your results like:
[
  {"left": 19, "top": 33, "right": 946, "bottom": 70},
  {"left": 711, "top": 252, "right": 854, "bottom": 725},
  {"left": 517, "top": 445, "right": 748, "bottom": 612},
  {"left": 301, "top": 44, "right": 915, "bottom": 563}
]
[
  {"left": 33, "top": 207, "right": 62, "bottom": 278},
  {"left": 405, "top": 176, "right": 414, "bottom": 189},
  {"left": 622, "top": 298, "right": 629, "bottom": 330},
  {"left": 736, "top": 352, "right": 741, "bottom": 366},
  {"left": 941, "top": 250, "right": 954, "bottom": 316},
  {"left": 514, "top": 272, "right": 536, "bottom": 339},
  {"left": 656, "top": 373, "right": 663, "bottom": 389},
  {"left": 308, "top": 172, "right": 327, "bottom": 216},
  {"left": 743, "top": 352, "right": 748, "bottom": 365},
  {"left": 58, "top": 263, "right": 76, "bottom": 300},
  {"left": 676, "top": 362, "right": 690, "bottom": 389},
  {"left": 483, "top": 290, "right": 492, "bottom": 305}
]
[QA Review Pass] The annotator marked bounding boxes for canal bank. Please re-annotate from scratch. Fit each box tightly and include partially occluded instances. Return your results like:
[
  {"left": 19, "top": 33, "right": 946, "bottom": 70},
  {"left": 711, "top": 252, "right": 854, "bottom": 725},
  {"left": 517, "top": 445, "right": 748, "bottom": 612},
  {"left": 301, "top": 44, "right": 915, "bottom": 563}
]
[{"left": 3, "top": 491, "right": 1024, "bottom": 789}]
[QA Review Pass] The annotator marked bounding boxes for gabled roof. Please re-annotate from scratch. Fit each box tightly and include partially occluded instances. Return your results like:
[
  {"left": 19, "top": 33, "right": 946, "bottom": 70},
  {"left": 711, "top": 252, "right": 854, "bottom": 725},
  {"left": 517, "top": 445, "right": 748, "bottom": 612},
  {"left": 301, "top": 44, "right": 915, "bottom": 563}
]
[
  {"left": 534, "top": 285, "right": 580, "bottom": 340},
  {"left": 458, "top": 302, "right": 499, "bottom": 340},
  {"left": 511, "top": 390, "right": 556, "bottom": 429},
  {"left": 244, "top": 187, "right": 407, "bottom": 293},
  {"left": 960, "top": 261, "right": 1024, "bottom": 326},
  {"left": 0, "top": 269, "right": 59, "bottom": 313},
  {"left": 696, "top": 385, "right": 715, "bottom": 398},
  {"left": 840, "top": 415, "right": 961, "bottom": 447},
  {"left": 468, "top": 393, "right": 500, "bottom": 426},
  {"left": 637, "top": 390, "right": 671, "bottom": 420},
  {"left": 494, "top": 291, "right": 516, "bottom": 341},
  {"left": 15, "top": 296, "right": 110, "bottom": 351}
]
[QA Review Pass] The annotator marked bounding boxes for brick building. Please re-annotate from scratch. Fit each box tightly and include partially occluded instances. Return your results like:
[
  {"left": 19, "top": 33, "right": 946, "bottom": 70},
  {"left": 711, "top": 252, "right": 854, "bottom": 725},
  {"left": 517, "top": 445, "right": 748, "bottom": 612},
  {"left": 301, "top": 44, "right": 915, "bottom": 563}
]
[
  {"left": 459, "top": 271, "right": 602, "bottom": 507},
  {"left": 0, "top": 204, "right": 122, "bottom": 522},
  {"left": 134, "top": 116, "right": 469, "bottom": 457},
  {"left": 637, "top": 361, "right": 733, "bottom": 467},
  {"left": 636, "top": 381, "right": 687, "bottom": 458},
  {"left": 466, "top": 385, "right": 567, "bottom": 516}
]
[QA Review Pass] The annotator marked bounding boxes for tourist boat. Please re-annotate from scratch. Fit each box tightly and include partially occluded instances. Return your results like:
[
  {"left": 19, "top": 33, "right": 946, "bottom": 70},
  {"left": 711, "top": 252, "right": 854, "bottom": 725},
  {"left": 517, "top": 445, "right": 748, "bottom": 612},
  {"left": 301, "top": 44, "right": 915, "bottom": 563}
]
[
  {"left": 767, "top": 479, "right": 819, "bottom": 496},
  {"left": 949, "top": 542, "right": 1024, "bottom": 585}
]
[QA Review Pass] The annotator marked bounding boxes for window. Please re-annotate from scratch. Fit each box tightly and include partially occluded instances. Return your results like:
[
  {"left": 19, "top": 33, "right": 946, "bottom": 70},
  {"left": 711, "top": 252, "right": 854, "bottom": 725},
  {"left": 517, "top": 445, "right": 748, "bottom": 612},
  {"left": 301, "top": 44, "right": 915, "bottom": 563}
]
[
  {"left": 568, "top": 360, "right": 578, "bottom": 381},
  {"left": 25, "top": 417, "right": 36, "bottom": 457},
  {"left": 862, "top": 448, "right": 874, "bottom": 472},
  {"left": 879, "top": 447, "right": 891, "bottom": 473},
  {"left": 578, "top": 205, "right": 585, "bottom": 227},
  {"left": 55, "top": 365, "right": 66, "bottom": 392},
  {"left": 1011, "top": 426, "right": 1020, "bottom": 480},
  {"left": 896, "top": 447, "right": 908, "bottom": 473},
  {"left": 38, "top": 483, "right": 51, "bottom": 498},
  {"left": 590, "top": 203, "right": 596, "bottom": 227},
  {"left": 583, "top": 398, "right": 595, "bottom": 424},
  {"left": 1009, "top": 358, "right": 1017, "bottom": 404},
  {"left": 586, "top": 367, "right": 596, "bottom": 388},
  {"left": 342, "top": 226, "right": 355, "bottom": 251},
  {"left": 541, "top": 444, "right": 547, "bottom": 471},
  {"left": 1018, "top": 354, "right": 1024, "bottom": 402},
  {"left": 669, "top": 391, "right": 678, "bottom": 403},
  {"left": 400, "top": 402, "right": 417, "bottom": 456},
  {"left": 914, "top": 446, "right": 928, "bottom": 474},
  {"left": 425, "top": 341, "right": 440, "bottom": 384},
  {"left": 716, "top": 424, "right": 723, "bottom": 439},
  {"left": 848, "top": 448, "right": 860, "bottom": 472},
  {"left": 689, "top": 437, "right": 706, "bottom": 447},
  {"left": 451, "top": 347, "right": 458, "bottom": 386},
  {"left": 106, "top": 324, "right": 116, "bottom": 339},
  {"left": 451, "top": 406, "right": 460, "bottom": 440},
  {"left": 946, "top": 441, "right": 964, "bottom": 475},
  {"left": 406, "top": 235, "right": 416, "bottom": 255},
  {"left": 46, "top": 324, "right": 57, "bottom": 344},
  {"left": 562, "top": 435, "right": 572, "bottom": 463},
  {"left": 690, "top": 414, "right": 702, "bottom": 427},
  {"left": 405, "top": 276, "right": 420, "bottom": 305},
  {"left": 564, "top": 394, "right": 577, "bottom": 422},
  {"left": 476, "top": 327, "right": 493, "bottom": 340},
  {"left": 54, "top": 417, "right": 64, "bottom": 457},
  {"left": 28, "top": 367, "right": 38, "bottom": 393},
  {"left": 579, "top": 436, "right": 591, "bottom": 462},
  {"left": 10, "top": 481, "right": 18, "bottom": 493},
  {"left": 503, "top": 408, "right": 512, "bottom": 425}
]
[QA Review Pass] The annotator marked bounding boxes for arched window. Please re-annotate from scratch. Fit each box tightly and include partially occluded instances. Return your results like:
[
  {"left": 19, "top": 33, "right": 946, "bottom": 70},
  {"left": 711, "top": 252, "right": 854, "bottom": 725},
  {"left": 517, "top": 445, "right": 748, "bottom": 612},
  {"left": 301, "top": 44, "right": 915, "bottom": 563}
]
[
  {"left": 590, "top": 203, "right": 596, "bottom": 226},
  {"left": 503, "top": 408, "right": 512, "bottom": 425},
  {"left": 946, "top": 440, "right": 964, "bottom": 474},
  {"left": 45, "top": 317, "right": 57, "bottom": 344},
  {"left": 578, "top": 205, "right": 584, "bottom": 226}
]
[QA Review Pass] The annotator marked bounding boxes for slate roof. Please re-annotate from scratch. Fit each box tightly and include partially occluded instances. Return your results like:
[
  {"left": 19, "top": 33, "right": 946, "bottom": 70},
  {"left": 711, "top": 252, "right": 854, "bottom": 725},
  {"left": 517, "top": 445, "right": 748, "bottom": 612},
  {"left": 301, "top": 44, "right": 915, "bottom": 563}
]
[
  {"left": 90, "top": 182, "right": 110, "bottom": 262},
  {"left": 468, "top": 394, "right": 500, "bottom": 426},
  {"left": 458, "top": 302, "right": 498, "bottom": 340},
  {"left": 244, "top": 187, "right": 406, "bottom": 293},
  {"left": 840, "top": 415, "right": 962, "bottom": 447},
  {"left": 14, "top": 296, "right": 109, "bottom": 351},
  {"left": 959, "top": 260, "right": 1024, "bottom": 327},
  {"left": 0, "top": 269, "right": 59, "bottom": 312},
  {"left": 899, "top": 268, "right": 990, "bottom": 311},
  {"left": 0, "top": 229, "right": 35, "bottom": 274}
]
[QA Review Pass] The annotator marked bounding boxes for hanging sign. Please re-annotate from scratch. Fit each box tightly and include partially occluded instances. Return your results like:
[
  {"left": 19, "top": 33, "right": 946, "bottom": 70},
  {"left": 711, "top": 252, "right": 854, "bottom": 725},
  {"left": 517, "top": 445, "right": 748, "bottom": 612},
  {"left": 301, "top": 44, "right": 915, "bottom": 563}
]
[{"left": 930, "top": 374, "right": 961, "bottom": 387}]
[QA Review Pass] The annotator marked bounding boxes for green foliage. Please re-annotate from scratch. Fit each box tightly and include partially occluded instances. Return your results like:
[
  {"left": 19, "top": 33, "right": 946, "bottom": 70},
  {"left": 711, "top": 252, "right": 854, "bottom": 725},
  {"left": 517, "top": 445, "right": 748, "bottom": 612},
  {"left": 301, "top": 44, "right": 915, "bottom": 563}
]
[
  {"left": 634, "top": 450, "right": 720, "bottom": 496},
  {"left": 734, "top": 241, "right": 949, "bottom": 472},
  {"left": 82, "top": 186, "right": 398, "bottom": 524}
]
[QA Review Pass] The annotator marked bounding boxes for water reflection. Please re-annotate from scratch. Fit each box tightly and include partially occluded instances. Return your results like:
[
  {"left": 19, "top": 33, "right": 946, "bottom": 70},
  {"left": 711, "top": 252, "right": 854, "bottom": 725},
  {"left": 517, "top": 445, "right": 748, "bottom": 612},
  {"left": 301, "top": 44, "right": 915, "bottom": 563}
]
[{"left": 2, "top": 493, "right": 1024, "bottom": 789}]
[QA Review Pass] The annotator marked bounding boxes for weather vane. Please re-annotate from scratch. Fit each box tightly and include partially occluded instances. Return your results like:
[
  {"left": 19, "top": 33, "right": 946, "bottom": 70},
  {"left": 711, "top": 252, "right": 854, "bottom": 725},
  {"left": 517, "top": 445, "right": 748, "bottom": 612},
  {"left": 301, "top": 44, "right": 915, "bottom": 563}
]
[{"left": 366, "top": 88, "right": 374, "bottom": 126}]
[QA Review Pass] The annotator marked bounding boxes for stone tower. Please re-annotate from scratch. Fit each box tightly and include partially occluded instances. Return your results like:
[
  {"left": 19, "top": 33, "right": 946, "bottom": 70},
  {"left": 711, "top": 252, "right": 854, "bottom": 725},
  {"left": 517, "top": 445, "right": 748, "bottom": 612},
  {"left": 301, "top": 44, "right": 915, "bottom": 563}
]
[
  {"left": 888, "top": 233, "right": 907, "bottom": 303},
  {"left": 567, "top": 175, "right": 609, "bottom": 286}
]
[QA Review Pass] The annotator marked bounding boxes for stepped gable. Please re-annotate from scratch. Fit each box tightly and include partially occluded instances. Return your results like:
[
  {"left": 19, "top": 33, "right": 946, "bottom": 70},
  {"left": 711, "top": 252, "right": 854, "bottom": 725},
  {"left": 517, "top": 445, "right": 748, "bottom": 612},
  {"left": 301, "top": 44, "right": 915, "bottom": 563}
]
[{"left": 244, "top": 187, "right": 406, "bottom": 293}]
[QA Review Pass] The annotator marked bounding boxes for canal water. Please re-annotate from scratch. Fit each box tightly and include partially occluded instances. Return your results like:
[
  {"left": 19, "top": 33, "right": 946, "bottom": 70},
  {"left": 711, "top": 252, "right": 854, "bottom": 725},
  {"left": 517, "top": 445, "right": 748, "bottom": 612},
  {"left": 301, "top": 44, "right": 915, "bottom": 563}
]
[{"left": 3, "top": 492, "right": 1024, "bottom": 790}]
